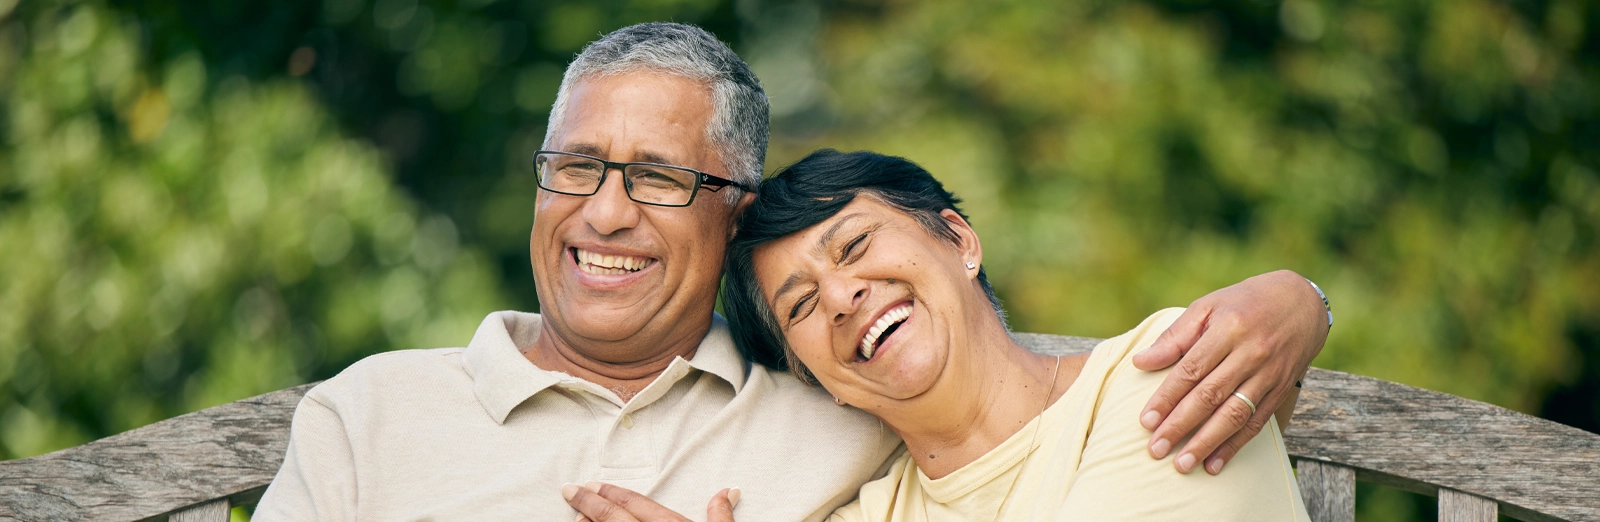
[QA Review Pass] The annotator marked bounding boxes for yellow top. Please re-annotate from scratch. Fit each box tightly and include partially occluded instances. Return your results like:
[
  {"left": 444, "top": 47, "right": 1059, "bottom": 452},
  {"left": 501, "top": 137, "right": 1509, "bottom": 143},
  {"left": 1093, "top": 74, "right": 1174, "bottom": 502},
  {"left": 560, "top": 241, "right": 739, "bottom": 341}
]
[{"left": 828, "top": 308, "right": 1312, "bottom": 522}]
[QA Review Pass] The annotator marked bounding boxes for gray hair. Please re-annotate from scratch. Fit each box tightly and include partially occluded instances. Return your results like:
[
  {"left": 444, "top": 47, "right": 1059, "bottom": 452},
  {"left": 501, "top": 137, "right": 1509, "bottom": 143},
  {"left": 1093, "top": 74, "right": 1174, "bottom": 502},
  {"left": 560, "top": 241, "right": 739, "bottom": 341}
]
[{"left": 543, "top": 23, "right": 769, "bottom": 196}]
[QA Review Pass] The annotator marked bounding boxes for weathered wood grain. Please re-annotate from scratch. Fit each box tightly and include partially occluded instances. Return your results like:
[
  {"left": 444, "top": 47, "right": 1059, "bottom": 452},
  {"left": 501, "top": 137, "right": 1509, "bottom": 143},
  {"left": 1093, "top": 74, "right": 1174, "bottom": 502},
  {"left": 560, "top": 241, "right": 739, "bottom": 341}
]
[
  {"left": 1284, "top": 367, "right": 1600, "bottom": 522},
  {"left": 0, "top": 383, "right": 315, "bottom": 522},
  {"left": 1298, "top": 460, "right": 1356, "bottom": 522},
  {"left": 168, "top": 499, "right": 229, "bottom": 522},
  {"left": 1011, "top": 332, "right": 1099, "bottom": 356},
  {"left": 1440, "top": 489, "right": 1498, "bottom": 522},
  {"left": 1, "top": 333, "right": 1596, "bottom": 522}
]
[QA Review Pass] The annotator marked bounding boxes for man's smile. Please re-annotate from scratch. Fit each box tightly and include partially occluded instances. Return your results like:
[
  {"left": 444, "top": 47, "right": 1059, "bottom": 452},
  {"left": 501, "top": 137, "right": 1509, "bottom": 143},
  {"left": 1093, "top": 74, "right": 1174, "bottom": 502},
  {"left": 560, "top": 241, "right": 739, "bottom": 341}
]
[{"left": 573, "top": 247, "right": 656, "bottom": 275}]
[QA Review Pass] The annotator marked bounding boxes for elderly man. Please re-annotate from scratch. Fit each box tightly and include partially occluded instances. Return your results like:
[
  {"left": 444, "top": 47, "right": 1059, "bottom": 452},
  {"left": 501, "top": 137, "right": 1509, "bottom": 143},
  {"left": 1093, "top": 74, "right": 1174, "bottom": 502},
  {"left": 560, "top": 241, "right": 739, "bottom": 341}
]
[{"left": 256, "top": 23, "right": 1330, "bottom": 521}]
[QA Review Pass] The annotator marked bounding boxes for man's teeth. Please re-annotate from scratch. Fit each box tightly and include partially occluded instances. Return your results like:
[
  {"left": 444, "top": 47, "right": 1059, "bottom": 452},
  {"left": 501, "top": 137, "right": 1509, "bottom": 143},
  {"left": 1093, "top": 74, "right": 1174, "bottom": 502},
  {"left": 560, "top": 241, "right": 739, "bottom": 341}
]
[
  {"left": 860, "top": 304, "right": 912, "bottom": 360},
  {"left": 575, "top": 248, "right": 652, "bottom": 275}
]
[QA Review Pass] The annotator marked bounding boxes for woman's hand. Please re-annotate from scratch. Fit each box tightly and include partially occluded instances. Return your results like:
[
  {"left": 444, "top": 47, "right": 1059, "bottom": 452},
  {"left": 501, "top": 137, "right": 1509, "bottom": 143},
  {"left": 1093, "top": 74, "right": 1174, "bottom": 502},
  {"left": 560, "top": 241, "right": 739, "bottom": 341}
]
[
  {"left": 1132, "top": 270, "right": 1329, "bottom": 475},
  {"left": 562, "top": 481, "right": 738, "bottom": 522}
]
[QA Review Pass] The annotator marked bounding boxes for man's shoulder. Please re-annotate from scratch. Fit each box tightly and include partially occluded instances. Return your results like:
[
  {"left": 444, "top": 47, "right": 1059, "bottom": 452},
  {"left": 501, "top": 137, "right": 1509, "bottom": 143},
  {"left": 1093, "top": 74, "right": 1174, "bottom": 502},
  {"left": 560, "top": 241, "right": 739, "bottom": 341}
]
[
  {"left": 305, "top": 347, "right": 470, "bottom": 407},
  {"left": 742, "top": 365, "right": 886, "bottom": 428}
]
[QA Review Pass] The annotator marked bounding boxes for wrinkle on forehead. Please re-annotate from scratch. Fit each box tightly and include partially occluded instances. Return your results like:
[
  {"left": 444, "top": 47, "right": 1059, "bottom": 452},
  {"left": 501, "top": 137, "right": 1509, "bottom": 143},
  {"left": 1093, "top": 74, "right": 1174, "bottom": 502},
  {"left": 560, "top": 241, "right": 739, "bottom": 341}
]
[
  {"left": 550, "top": 73, "right": 713, "bottom": 169},
  {"left": 559, "top": 143, "right": 687, "bottom": 167}
]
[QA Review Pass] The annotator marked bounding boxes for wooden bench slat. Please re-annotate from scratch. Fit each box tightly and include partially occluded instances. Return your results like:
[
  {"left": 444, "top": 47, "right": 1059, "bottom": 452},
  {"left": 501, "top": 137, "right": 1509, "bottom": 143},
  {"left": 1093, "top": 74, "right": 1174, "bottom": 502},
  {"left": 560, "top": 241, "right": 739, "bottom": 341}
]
[
  {"left": 1298, "top": 460, "right": 1356, "bottom": 522},
  {"left": 0, "top": 383, "right": 315, "bottom": 521},
  {"left": 169, "top": 499, "right": 230, "bottom": 522},
  {"left": 1, "top": 333, "right": 1595, "bottom": 522},
  {"left": 1440, "top": 489, "right": 1498, "bottom": 522},
  {"left": 1282, "top": 367, "right": 1600, "bottom": 522}
]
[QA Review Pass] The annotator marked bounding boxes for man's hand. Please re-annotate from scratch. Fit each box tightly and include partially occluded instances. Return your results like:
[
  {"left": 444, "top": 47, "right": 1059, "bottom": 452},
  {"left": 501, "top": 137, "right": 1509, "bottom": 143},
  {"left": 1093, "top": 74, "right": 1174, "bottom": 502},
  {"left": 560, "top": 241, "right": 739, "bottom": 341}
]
[
  {"left": 564, "top": 481, "right": 737, "bottom": 522},
  {"left": 1132, "top": 269, "right": 1328, "bottom": 475}
]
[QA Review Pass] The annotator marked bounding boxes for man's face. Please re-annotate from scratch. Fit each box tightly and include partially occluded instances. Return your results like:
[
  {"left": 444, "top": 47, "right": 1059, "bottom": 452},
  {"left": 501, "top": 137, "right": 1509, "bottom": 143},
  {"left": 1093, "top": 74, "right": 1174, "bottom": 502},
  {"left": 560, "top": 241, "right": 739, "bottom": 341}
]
[{"left": 530, "top": 72, "right": 744, "bottom": 361}]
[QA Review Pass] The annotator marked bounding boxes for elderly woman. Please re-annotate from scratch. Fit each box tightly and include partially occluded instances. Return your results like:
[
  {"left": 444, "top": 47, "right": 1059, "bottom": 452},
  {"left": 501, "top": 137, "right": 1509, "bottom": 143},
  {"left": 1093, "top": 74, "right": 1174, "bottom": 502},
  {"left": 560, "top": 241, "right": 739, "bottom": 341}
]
[{"left": 568, "top": 150, "right": 1311, "bottom": 521}]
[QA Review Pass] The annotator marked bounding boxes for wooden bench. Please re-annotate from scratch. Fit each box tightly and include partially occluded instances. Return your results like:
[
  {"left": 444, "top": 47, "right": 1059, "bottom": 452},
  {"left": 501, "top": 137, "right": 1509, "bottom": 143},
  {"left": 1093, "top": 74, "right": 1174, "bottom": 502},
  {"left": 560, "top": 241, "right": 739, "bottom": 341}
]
[{"left": 1, "top": 333, "right": 1596, "bottom": 521}]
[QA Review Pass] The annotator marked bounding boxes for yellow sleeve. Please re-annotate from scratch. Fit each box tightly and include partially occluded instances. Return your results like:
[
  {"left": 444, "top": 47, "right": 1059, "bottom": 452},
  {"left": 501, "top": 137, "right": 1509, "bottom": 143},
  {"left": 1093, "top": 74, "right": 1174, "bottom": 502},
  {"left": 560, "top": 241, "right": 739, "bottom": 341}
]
[{"left": 1056, "top": 310, "right": 1310, "bottom": 521}]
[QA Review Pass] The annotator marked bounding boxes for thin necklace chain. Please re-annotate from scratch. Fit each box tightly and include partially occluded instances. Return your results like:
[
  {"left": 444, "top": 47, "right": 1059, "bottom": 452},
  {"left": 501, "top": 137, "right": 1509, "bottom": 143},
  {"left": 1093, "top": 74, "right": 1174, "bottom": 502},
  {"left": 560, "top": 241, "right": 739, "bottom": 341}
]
[{"left": 993, "top": 354, "right": 1061, "bottom": 521}]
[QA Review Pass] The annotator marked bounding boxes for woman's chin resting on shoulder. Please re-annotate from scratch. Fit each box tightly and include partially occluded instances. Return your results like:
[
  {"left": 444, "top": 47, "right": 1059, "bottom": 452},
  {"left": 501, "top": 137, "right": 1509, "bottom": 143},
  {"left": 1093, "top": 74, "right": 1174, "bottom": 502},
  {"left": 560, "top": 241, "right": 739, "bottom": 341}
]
[{"left": 565, "top": 149, "right": 1313, "bottom": 522}]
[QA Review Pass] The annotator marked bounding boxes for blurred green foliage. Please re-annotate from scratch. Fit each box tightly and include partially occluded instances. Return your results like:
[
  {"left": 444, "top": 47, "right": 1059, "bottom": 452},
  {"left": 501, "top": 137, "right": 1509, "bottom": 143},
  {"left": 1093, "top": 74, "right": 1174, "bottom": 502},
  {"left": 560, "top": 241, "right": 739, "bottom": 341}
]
[{"left": 1, "top": 0, "right": 1596, "bottom": 520}]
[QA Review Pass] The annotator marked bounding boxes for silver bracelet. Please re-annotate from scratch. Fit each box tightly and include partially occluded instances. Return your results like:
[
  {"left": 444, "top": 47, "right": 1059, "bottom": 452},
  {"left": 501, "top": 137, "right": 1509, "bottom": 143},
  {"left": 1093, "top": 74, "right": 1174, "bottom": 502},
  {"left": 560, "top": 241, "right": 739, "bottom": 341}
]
[{"left": 1305, "top": 277, "right": 1332, "bottom": 328}]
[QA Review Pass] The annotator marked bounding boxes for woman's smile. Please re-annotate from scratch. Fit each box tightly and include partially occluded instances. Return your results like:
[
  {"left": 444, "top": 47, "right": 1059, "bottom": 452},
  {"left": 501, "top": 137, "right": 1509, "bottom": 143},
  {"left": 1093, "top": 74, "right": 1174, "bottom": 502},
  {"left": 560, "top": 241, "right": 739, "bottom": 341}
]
[{"left": 857, "top": 300, "right": 913, "bottom": 362}]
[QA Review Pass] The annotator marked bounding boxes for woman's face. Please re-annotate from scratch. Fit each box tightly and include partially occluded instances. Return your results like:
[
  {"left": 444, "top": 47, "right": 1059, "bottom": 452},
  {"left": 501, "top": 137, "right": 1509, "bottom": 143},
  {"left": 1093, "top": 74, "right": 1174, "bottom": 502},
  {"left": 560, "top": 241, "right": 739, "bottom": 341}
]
[{"left": 752, "top": 196, "right": 986, "bottom": 409}]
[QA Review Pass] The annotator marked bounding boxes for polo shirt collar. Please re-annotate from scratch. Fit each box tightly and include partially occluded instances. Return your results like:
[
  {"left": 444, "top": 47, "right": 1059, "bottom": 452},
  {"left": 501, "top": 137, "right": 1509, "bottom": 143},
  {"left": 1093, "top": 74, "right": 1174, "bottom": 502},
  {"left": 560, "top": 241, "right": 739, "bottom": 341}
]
[
  {"left": 461, "top": 311, "right": 750, "bottom": 424},
  {"left": 685, "top": 314, "right": 750, "bottom": 392},
  {"left": 461, "top": 311, "right": 560, "bottom": 424}
]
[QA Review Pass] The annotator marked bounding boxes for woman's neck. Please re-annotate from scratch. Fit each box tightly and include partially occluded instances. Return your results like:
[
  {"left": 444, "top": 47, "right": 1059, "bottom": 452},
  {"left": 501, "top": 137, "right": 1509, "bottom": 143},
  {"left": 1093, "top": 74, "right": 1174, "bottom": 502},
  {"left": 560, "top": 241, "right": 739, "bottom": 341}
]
[{"left": 882, "top": 328, "right": 1086, "bottom": 479}]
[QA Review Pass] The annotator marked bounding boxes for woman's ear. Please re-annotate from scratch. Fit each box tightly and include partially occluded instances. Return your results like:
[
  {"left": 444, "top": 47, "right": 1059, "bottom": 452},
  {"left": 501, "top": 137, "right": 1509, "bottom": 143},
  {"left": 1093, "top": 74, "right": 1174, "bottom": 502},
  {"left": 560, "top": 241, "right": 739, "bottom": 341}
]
[{"left": 938, "top": 209, "right": 982, "bottom": 279}]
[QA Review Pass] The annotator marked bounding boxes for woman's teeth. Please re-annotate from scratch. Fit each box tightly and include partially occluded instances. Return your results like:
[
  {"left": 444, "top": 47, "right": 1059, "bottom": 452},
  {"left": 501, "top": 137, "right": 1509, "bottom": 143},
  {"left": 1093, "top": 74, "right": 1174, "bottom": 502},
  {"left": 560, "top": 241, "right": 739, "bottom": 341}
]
[
  {"left": 860, "top": 303, "right": 912, "bottom": 360},
  {"left": 575, "top": 248, "right": 652, "bottom": 275}
]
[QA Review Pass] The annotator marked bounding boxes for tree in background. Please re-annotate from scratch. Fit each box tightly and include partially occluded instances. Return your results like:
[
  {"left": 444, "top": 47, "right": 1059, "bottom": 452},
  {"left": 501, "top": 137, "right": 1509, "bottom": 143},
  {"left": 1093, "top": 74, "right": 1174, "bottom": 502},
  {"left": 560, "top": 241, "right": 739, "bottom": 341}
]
[
  {"left": 1, "top": 0, "right": 1596, "bottom": 520},
  {"left": 0, "top": 0, "right": 507, "bottom": 458}
]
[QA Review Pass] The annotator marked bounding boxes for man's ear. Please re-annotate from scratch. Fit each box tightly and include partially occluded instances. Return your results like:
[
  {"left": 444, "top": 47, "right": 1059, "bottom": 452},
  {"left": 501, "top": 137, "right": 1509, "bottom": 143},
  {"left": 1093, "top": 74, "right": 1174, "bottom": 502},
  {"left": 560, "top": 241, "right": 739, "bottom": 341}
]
[
  {"left": 938, "top": 209, "right": 982, "bottom": 277},
  {"left": 728, "top": 190, "right": 757, "bottom": 240}
]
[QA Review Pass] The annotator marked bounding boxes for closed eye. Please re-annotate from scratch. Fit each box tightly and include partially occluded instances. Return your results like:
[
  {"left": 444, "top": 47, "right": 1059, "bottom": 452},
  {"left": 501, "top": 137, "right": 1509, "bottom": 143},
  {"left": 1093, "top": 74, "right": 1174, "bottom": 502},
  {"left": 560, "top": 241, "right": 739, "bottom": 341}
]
[
  {"left": 840, "top": 231, "right": 872, "bottom": 264},
  {"left": 788, "top": 290, "right": 818, "bottom": 325}
]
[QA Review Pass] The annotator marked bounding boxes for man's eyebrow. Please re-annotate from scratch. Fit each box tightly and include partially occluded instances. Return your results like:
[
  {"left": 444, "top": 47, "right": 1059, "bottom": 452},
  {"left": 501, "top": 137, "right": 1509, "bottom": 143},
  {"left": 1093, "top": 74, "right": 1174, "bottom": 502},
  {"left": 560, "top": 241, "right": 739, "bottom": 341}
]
[
  {"left": 633, "top": 150, "right": 682, "bottom": 166},
  {"left": 556, "top": 144, "right": 685, "bottom": 167},
  {"left": 563, "top": 143, "right": 605, "bottom": 157}
]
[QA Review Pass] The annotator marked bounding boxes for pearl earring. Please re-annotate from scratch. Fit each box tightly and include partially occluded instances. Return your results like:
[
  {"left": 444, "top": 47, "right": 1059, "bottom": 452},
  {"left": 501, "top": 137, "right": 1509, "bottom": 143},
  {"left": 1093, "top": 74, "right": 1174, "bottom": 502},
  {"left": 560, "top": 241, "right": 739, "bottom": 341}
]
[{"left": 966, "top": 262, "right": 977, "bottom": 270}]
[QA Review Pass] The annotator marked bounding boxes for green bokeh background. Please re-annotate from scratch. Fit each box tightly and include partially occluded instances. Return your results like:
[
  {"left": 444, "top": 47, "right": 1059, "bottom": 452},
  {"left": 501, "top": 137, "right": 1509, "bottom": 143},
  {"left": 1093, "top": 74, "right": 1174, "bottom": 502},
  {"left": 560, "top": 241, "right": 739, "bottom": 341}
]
[{"left": 1, "top": 0, "right": 1596, "bottom": 520}]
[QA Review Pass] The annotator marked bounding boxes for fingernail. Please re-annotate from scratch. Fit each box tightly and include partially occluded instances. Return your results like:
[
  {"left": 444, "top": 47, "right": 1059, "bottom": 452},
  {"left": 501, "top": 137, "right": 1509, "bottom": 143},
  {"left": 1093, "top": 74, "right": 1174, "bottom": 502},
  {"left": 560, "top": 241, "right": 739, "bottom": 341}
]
[
  {"left": 1207, "top": 457, "right": 1225, "bottom": 474},
  {"left": 1149, "top": 438, "right": 1171, "bottom": 459},
  {"left": 582, "top": 481, "right": 602, "bottom": 493},
  {"left": 574, "top": 515, "right": 585, "bottom": 522},
  {"left": 561, "top": 483, "right": 579, "bottom": 501},
  {"left": 728, "top": 487, "right": 741, "bottom": 508},
  {"left": 1177, "top": 453, "right": 1196, "bottom": 473},
  {"left": 1141, "top": 410, "right": 1161, "bottom": 430}
]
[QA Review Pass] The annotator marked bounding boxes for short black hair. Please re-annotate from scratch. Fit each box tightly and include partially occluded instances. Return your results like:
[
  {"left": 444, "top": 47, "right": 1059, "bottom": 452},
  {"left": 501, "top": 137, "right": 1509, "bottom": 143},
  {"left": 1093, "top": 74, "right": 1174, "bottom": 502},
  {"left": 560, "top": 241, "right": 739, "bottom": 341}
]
[{"left": 723, "top": 149, "right": 1004, "bottom": 385}]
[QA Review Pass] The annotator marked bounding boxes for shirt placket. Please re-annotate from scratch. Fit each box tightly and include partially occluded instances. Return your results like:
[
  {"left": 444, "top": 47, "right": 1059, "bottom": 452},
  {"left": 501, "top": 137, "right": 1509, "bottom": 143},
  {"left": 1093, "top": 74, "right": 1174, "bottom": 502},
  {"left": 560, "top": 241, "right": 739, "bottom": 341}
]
[{"left": 591, "top": 362, "right": 689, "bottom": 484}]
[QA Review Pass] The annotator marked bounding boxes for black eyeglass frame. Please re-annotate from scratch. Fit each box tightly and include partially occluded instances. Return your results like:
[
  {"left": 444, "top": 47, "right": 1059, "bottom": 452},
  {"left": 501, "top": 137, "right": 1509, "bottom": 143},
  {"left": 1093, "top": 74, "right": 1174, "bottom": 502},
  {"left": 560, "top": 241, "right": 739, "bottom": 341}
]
[{"left": 532, "top": 150, "right": 753, "bottom": 208}]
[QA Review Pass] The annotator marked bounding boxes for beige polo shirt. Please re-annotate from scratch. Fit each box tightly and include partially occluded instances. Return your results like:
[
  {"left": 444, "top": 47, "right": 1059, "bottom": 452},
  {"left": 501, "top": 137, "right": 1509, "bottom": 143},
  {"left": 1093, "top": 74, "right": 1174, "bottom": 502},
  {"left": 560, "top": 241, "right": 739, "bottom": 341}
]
[{"left": 255, "top": 311, "right": 903, "bottom": 521}]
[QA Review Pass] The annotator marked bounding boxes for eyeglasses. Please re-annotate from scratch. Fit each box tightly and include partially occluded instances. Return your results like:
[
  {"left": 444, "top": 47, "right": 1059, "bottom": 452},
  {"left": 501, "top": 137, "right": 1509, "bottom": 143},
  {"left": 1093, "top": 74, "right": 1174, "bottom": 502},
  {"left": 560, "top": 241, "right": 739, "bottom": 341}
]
[{"left": 532, "top": 150, "right": 752, "bottom": 207}]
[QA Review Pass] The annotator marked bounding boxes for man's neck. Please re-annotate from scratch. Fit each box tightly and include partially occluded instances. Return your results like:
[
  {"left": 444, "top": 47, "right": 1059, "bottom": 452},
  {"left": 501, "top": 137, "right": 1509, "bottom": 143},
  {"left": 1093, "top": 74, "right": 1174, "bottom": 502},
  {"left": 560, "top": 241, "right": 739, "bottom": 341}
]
[{"left": 520, "top": 322, "right": 706, "bottom": 403}]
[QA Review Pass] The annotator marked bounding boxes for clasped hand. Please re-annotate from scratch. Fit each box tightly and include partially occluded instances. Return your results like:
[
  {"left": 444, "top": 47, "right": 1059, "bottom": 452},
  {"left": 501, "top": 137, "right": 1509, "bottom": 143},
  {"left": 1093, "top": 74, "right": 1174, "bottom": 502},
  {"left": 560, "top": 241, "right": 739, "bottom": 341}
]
[{"left": 562, "top": 482, "right": 737, "bottom": 522}]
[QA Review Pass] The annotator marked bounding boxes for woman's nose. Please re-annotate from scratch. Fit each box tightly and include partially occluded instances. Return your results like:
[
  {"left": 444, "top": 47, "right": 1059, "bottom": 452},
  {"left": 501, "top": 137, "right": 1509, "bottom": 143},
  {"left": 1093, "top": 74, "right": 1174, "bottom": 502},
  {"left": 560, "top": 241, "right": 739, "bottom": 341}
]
[{"left": 820, "top": 277, "right": 869, "bottom": 326}]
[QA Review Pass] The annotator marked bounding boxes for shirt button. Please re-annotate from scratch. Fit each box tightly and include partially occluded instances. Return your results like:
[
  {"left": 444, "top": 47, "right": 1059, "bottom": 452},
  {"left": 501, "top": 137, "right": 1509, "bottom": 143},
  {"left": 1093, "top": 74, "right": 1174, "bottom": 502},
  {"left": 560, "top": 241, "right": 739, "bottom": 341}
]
[{"left": 620, "top": 414, "right": 635, "bottom": 429}]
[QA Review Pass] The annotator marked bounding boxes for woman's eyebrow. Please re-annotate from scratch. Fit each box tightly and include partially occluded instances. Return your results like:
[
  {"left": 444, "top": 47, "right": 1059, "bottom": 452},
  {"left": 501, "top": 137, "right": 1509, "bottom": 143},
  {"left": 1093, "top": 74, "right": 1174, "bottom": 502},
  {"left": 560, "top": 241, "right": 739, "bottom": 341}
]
[
  {"left": 815, "top": 214, "right": 866, "bottom": 256},
  {"left": 773, "top": 272, "right": 806, "bottom": 301}
]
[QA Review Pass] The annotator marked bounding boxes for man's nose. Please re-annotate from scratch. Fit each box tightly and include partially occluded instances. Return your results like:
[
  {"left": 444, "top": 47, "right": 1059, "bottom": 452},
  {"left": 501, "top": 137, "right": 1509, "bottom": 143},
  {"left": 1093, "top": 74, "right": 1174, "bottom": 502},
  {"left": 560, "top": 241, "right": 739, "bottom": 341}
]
[
  {"left": 581, "top": 168, "right": 642, "bottom": 236},
  {"left": 822, "top": 276, "right": 869, "bottom": 327}
]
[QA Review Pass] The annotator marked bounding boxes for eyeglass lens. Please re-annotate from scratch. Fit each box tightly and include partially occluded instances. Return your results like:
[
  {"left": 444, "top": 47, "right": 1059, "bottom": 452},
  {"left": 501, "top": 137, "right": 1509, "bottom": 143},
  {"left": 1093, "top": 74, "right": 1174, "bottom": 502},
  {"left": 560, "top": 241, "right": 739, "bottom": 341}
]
[{"left": 535, "top": 153, "right": 700, "bottom": 206}]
